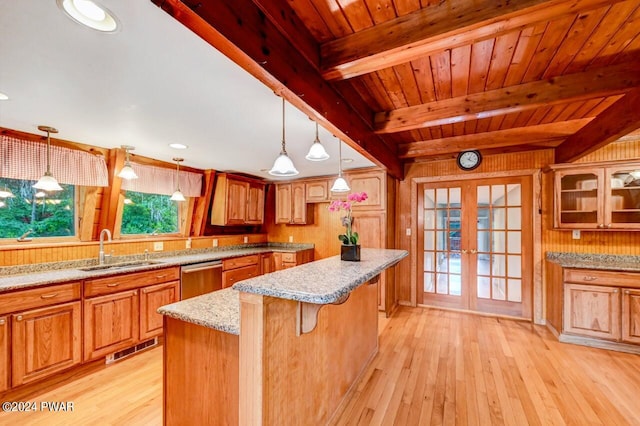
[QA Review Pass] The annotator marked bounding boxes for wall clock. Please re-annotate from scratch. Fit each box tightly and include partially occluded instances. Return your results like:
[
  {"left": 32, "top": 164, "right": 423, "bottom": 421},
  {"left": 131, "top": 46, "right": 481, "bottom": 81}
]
[{"left": 456, "top": 150, "right": 482, "bottom": 171}]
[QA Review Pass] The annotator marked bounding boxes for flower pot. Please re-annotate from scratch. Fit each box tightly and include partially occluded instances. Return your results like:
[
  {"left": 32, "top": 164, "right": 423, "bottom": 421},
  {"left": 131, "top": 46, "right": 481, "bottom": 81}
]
[{"left": 341, "top": 244, "right": 361, "bottom": 261}]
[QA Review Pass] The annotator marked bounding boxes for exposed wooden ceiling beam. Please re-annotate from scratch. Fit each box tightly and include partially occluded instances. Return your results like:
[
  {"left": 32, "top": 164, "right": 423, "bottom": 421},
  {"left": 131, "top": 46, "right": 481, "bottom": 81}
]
[
  {"left": 375, "top": 61, "right": 640, "bottom": 134},
  {"left": 399, "top": 119, "right": 591, "bottom": 158},
  {"left": 554, "top": 88, "right": 640, "bottom": 163},
  {"left": 150, "top": 0, "right": 403, "bottom": 179},
  {"left": 321, "top": 0, "right": 625, "bottom": 81}
]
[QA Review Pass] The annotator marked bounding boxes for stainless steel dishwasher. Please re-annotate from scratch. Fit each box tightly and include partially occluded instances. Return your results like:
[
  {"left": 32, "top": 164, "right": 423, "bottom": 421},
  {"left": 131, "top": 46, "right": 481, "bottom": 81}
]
[{"left": 180, "top": 260, "right": 223, "bottom": 300}]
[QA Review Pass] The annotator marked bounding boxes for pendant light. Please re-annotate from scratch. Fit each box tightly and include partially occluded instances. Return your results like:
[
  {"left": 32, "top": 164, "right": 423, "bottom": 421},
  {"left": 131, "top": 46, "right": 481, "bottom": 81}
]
[
  {"left": 117, "top": 145, "right": 138, "bottom": 180},
  {"left": 170, "top": 157, "right": 186, "bottom": 202},
  {"left": 331, "top": 139, "right": 350, "bottom": 192},
  {"left": 0, "top": 183, "right": 14, "bottom": 199},
  {"left": 33, "top": 126, "right": 63, "bottom": 191},
  {"left": 305, "top": 122, "right": 330, "bottom": 161},
  {"left": 269, "top": 98, "right": 299, "bottom": 176}
]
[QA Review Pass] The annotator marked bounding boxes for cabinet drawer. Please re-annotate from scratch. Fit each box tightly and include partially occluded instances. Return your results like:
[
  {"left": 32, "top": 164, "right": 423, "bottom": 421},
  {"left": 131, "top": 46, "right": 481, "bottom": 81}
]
[
  {"left": 564, "top": 269, "right": 640, "bottom": 288},
  {"left": 223, "top": 264, "right": 260, "bottom": 288},
  {"left": 223, "top": 255, "right": 259, "bottom": 271},
  {"left": 84, "top": 267, "right": 179, "bottom": 297},
  {"left": 0, "top": 282, "right": 81, "bottom": 315}
]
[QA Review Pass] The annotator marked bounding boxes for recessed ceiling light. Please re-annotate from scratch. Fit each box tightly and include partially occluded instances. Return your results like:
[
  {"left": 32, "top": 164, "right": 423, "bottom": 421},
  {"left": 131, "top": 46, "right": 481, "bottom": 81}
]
[
  {"left": 169, "top": 143, "right": 188, "bottom": 150},
  {"left": 0, "top": 92, "right": 8, "bottom": 100},
  {"left": 57, "top": 0, "right": 119, "bottom": 33}
]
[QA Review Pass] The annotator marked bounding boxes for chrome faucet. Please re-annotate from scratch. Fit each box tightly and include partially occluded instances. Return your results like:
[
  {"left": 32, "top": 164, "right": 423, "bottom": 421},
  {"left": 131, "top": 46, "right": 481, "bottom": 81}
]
[
  {"left": 17, "top": 229, "right": 33, "bottom": 242},
  {"left": 99, "top": 229, "right": 112, "bottom": 265}
]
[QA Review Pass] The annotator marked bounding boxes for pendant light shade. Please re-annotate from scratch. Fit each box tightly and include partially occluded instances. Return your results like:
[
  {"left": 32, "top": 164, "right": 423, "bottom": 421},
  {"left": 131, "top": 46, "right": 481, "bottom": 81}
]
[
  {"left": 305, "top": 122, "right": 329, "bottom": 161},
  {"left": 33, "top": 126, "right": 63, "bottom": 191},
  {"left": 118, "top": 145, "right": 138, "bottom": 180},
  {"left": 0, "top": 185, "right": 15, "bottom": 198},
  {"left": 331, "top": 139, "right": 350, "bottom": 192},
  {"left": 170, "top": 157, "right": 186, "bottom": 202},
  {"left": 269, "top": 98, "right": 299, "bottom": 177}
]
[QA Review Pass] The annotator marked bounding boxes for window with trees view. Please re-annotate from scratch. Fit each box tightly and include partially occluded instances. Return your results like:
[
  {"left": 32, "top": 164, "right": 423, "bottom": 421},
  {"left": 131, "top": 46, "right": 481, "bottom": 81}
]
[
  {"left": 0, "top": 177, "right": 76, "bottom": 239},
  {"left": 121, "top": 191, "right": 179, "bottom": 235}
]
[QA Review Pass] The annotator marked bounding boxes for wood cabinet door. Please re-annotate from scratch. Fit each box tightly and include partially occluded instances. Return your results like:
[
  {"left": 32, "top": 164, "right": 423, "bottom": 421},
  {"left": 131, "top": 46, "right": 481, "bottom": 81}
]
[
  {"left": 353, "top": 213, "right": 386, "bottom": 310},
  {"left": 246, "top": 183, "right": 265, "bottom": 224},
  {"left": 554, "top": 168, "right": 605, "bottom": 229},
  {"left": 306, "top": 180, "right": 329, "bottom": 202},
  {"left": 275, "top": 184, "right": 292, "bottom": 224},
  {"left": 622, "top": 288, "right": 640, "bottom": 344},
  {"left": 291, "top": 182, "right": 307, "bottom": 224},
  {"left": 0, "top": 316, "right": 8, "bottom": 392},
  {"left": 604, "top": 166, "right": 640, "bottom": 229},
  {"left": 226, "top": 178, "right": 249, "bottom": 224},
  {"left": 83, "top": 290, "right": 139, "bottom": 361},
  {"left": 11, "top": 302, "right": 81, "bottom": 387},
  {"left": 139, "top": 281, "right": 180, "bottom": 340},
  {"left": 260, "top": 253, "right": 274, "bottom": 275},
  {"left": 563, "top": 283, "right": 620, "bottom": 340},
  {"left": 348, "top": 171, "right": 385, "bottom": 211}
]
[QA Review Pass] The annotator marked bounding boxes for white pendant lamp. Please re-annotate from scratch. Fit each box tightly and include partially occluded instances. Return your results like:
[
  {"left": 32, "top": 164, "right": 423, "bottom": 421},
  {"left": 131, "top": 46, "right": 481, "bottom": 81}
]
[
  {"left": 269, "top": 98, "right": 299, "bottom": 177},
  {"left": 170, "top": 157, "right": 186, "bottom": 202},
  {"left": 33, "top": 126, "right": 63, "bottom": 192},
  {"left": 117, "top": 145, "right": 138, "bottom": 180},
  {"left": 305, "top": 122, "right": 330, "bottom": 161},
  {"left": 331, "top": 139, "right": 350, "bottom": 192},
  {"left": 0, "top": 184, "right": 14, "bottom": 198}
]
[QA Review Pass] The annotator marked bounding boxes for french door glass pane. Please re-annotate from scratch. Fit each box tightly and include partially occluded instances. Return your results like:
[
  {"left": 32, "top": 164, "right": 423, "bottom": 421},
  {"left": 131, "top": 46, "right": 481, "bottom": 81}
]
[
  {"left": 508, "top": 279, "right": 522, "bottom": 302},
  {"left": 507, "top": 231, "right": 522, "bottom": 253}
]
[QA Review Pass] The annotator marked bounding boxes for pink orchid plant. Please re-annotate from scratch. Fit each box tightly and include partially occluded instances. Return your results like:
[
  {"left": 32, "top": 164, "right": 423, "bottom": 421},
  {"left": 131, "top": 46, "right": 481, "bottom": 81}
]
[{"left": 328, "top": 192, "right": 368, "bottom": 245}]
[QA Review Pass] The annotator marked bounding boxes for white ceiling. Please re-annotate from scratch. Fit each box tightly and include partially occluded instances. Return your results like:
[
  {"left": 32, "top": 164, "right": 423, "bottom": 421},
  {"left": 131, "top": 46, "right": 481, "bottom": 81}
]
[{"left": 0, "top": 0, "right": 374, "bottom": 180}]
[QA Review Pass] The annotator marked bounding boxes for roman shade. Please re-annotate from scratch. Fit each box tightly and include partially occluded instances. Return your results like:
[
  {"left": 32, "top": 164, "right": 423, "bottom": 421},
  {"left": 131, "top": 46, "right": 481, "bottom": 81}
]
[{"left": 121, "top": 163, "right": 202, "bottom": 197}]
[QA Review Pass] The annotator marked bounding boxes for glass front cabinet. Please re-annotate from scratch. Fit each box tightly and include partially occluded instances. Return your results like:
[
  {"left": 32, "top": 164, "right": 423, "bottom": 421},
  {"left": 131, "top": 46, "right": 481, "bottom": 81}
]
[{"left": 553, "top": 162, "right": 640, "bottom": 230}]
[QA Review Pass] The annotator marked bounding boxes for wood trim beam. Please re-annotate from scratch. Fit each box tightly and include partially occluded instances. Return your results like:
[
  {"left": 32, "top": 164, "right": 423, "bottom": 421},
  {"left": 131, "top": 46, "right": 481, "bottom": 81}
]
[
  {"left": 375, "top": 61, "right": 640, "bottom": 134},
  {"left": 150, "top": 0, "right": 403, "bottom": 179},
  {"left": 399, "top": 119, "right": 591, "bottom": 158},
  {"left": 554, "top": 88, "right": 640, "bottom": 163},
  {"left": 321, "top": 0, "right": 627, "bottom": 81}
]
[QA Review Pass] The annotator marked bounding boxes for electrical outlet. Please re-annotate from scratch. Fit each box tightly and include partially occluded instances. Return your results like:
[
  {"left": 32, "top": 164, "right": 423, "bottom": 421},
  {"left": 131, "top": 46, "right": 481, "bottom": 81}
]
[
  {"left": 153, "top": 241, "right": 164, "bottom": 251},
  {"left": 185, "top": 238, "right": 191, "bottom": 249},
  {"left": 243, "top": 236, "right": 249, "bottom": 244},
  {"left": 406, "top": 228, "right": 412, "bottom": 236},
  {"left": 289, "top": 235, "right": 294, "bottom": 243},
  {"left": 572, "top": 230, "right": 581, "bottom": 240},
  {"left": 212, "top": 239, "right": 218, "bottom": 247}
]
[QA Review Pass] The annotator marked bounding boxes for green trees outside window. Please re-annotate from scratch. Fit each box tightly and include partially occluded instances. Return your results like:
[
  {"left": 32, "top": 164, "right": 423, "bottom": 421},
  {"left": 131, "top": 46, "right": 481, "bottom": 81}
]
[
  {"left": 121, "top": 191, "right": 179, "bottom": 235},
  {"left": 0, "top": 177, "right": 75, "bottom": 239}
]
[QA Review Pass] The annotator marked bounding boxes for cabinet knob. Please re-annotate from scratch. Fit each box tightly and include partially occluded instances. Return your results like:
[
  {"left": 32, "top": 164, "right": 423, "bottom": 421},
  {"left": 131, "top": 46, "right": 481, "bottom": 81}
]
[
  {"left": 613, "top": 289, "right": 618, "bottom": 293},
  {"left": 606, "top": 224, "right": 612, "bottom": 228},
  {"left": 625, "top": 290, "right": 630, "bottom": 294},
  {"left": 598, "top": 224, "right": 605, "bottom": 228},
  {"left": 16, "top": 315, "right": 22, "bottom": 321},
  {"left": 0, "top": 319, "right": 5, "bottom": 325}
]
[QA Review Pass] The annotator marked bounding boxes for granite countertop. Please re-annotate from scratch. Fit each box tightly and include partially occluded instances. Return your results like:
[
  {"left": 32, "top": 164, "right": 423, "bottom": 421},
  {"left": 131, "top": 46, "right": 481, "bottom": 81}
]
[
  {"left": 546, "top": 252, "right": 640, "bottom": 272},
  {"left": 233, "top": 248, "right": 408, "bottom": 304},
  {"left": 158, "top": 288, "right": 240, "bottom": 335},
  {"left": 0, "top": 243, "right": 313, "bottom": 293}
]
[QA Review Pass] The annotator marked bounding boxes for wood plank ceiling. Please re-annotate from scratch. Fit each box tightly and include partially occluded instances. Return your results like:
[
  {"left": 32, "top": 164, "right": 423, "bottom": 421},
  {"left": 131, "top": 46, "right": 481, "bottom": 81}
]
[{"left": 151, "top": 0, "right": 640, "bottom": 179}]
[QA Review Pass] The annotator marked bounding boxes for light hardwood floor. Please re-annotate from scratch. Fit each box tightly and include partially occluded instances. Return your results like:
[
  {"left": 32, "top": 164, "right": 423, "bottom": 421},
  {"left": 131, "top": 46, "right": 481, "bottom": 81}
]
[{"left": 1, "top": 307, "right": 639, "bottom": 425}]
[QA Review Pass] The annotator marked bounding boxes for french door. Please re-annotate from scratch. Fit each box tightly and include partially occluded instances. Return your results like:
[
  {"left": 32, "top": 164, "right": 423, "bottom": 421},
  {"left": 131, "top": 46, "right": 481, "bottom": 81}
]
[{"left": 417, "top": 176, "right": 532, "bottom": 319}]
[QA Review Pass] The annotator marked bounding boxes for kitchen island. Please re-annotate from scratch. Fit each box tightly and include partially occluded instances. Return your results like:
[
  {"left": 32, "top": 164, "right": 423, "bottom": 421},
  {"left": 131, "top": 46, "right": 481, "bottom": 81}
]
[{"left": 159, "top": 248, "right": 407, "bottom": 425}]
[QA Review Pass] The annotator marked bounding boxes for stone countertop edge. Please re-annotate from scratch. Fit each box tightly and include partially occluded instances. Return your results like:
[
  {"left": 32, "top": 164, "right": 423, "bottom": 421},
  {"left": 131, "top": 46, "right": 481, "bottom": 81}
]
[
  {"left": 158, "top": 288, "right": 240, "bottom": 335},
  {"left": 546, "top": 252, "right": 640, "bottom": 272},
  {"left": 0, "top": 244, "right": 314, "bottom": 293},
  {"left": 232, "top": 248, "right": 408, "bottom": 305}
]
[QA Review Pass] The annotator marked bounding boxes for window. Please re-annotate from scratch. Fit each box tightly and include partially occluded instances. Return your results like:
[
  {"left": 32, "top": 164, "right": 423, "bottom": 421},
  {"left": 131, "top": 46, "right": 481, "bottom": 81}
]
[
  {"left": 121, "top": 191, "right": 179, "bottom": 235},
  {"left": 0, "top": 177, "right": 76, "bottom": 239}
]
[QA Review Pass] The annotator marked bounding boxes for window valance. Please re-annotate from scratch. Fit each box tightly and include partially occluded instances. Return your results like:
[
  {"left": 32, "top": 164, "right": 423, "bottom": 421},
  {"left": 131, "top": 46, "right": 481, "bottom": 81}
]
[
  {"left": 121, "top": 162, "right": 202, "bottom": 197},
  {"left": 1, "top": 135, "right": 109, "bottom": 187}
]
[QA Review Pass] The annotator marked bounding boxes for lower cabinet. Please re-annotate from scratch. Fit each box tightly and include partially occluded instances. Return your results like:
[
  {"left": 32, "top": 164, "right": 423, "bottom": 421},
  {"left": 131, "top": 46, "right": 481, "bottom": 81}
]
[
  {"left": 563, "top": 283, "right": 620, "bottom": 340},
  {"left": 260, "top": 253, "right": 274, "bottom": 275},
  {"left": 84, "top": 290, "right": 140, "bottom": 361},
  {"left": 139, "top": 281, "right": 180, "bottom": 340},
  {"left": 622, "top": 288, "right": 640, "bottom": 344},
  {"left": 11, "top": 302, "right": 81, "bottom": 387},
  {"left": 0, "top": 317, "right": 9, "bottom": 392},
  {"left": 273, "top": 249, "right": 314, "bottom": 271}
]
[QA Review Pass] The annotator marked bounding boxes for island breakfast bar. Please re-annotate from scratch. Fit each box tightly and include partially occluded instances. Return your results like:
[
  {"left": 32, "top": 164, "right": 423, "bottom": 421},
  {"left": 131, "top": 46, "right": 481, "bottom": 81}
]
[{"left": 159, "top": 248, "right": 407, "bottom": 425}]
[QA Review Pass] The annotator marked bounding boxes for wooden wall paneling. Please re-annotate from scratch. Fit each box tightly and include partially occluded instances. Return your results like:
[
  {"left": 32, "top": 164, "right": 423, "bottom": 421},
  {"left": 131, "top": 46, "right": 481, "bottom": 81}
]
[
  {"left": 79, "top": 187, "right": 99, "bottom": 242},
  {"left": 191, "top": 170, "right": 215, "bottom": 237}
]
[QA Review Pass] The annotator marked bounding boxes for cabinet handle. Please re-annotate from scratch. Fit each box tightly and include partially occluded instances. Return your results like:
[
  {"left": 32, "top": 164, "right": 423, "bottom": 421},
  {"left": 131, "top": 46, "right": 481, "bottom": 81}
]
[
  {"left": 625, "top": 290, "right": 630, "bottom": 294},
  {"left": 16, "top": 315, "right": 22, "bottom": 321},
  {"left": 598, "top": 224, "right": 605, "bottom": 228},
  {"left": 156, "top": 275, "right": 167, "bottom": 279},
  {"left": 583, "top": 276, "right": 598, "bottom": 281},
  {"left": 107, "top": 283, "right": 120, "bottom": 287},
  {"left": 40, "top": 293, "right": 59, "bottom": 299}
]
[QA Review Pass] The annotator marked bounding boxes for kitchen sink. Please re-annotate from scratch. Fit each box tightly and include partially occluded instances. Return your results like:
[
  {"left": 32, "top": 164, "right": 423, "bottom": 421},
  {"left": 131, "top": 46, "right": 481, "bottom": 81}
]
[{"left": 78, "top": 260, "right": 163, "bottom": 272}]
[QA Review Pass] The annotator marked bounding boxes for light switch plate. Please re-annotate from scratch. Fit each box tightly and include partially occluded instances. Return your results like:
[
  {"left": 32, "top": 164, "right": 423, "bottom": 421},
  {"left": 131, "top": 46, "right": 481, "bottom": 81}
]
[
  {"left": 153, "top": 241, "right": 164, "bottom": 251},
  {"left": 406, "top": 228, "right": 412, "bottom": 236},
  {"left": 243, "top": 236, "right": 249, "bottom": 244},
  {"left": 289, "top": 236, "right": 294, "bottom": 242},
  {"left": 212, "top": 239, "right": 218, "bottom": 247},
  {"left": 572, "top": 230, "right": 580, "bottom": 240},
  {"left": 185, "top": 238, "right": 191, "bottom": 249}
]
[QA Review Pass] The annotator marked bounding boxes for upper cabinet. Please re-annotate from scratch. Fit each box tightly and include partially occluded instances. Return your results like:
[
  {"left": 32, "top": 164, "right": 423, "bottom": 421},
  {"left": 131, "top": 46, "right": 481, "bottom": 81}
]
[
  {"left": 211, "top": 173, "right": 265, "bottom": 226},
  {"left": 275, "top": 182, "right": 310, "bottom": 224},
  {"left": 552, "top": 161, "right": 640, "bottom": 230}
]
